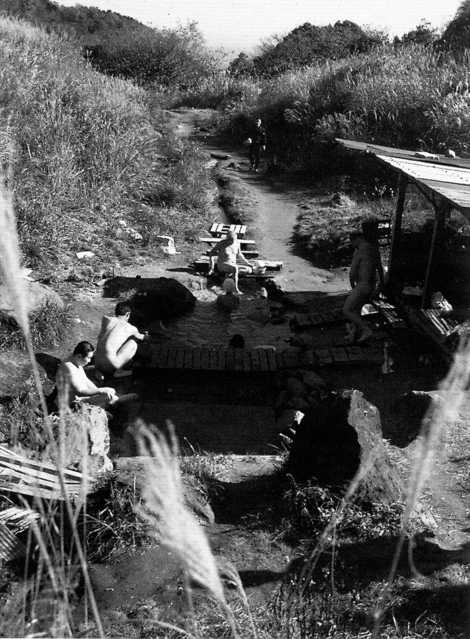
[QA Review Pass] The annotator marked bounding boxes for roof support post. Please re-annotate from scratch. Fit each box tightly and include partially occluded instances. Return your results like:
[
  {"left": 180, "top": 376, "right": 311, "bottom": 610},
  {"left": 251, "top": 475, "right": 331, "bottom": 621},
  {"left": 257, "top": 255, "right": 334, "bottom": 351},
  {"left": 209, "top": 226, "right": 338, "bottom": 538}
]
[
  {"left": 421, "top": 201, "right": 450, "bottom": 308},
  {"left": 388, "top": 175, "right": 408, "bottom": 279}
]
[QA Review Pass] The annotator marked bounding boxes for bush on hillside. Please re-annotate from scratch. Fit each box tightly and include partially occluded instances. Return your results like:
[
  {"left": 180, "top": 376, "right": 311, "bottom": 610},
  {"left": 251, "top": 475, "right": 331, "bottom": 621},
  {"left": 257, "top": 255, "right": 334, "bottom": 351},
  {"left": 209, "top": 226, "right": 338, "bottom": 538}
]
[
  {"left": 87, "top": 23, "right": 222, "bottom": 89},
  {"left": 217, "top": 44, "right": 470, "bottom": 181},
  {"left": 2, "top": 0, "right": 222, "bottom": 88},
  {"left": 252, "top": 20, "right": 385, "bottom": 76},
  {"left": 0, "top": 16, "right": 212, "bottom": 276},
  {"left": 441, "top": 0, "right": 470, "bottom": 53}
]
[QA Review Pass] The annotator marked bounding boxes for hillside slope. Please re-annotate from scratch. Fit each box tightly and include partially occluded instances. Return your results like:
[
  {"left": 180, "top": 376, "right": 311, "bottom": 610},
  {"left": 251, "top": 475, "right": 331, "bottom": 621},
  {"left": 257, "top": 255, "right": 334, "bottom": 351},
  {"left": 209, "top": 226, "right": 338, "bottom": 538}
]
[
  {"left": 1, "top": 0, "right": 149, "bottom": 39},
  {"left": 0, "top": 15, "right": 212, "bottom": 280}
]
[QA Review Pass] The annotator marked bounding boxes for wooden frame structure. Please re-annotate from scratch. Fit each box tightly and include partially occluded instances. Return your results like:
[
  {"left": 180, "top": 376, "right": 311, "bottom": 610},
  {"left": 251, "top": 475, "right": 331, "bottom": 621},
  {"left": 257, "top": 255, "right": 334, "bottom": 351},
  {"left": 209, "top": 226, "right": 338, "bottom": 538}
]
[
  {"left": 336, "top": 139, "right": 470, "bottom": 357},
  {"left": 337, "top": 139, "right": 470, "bottom": 308}
]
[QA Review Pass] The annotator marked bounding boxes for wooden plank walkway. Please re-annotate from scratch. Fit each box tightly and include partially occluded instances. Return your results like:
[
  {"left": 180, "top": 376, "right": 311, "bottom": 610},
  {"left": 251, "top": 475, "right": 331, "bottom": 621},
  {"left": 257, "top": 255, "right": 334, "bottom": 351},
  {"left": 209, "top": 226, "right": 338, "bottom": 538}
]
[
  {"left": 291, "top": 309, "right": 345, "bottom": 329},
  {"left": 148, "top": 344, "right": 378, "bottom": 372}
]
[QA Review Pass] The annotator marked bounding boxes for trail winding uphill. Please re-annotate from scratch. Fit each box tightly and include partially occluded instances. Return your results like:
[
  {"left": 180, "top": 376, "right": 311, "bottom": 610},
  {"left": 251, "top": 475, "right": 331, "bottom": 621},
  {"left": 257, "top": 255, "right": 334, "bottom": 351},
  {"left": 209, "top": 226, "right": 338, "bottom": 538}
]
[{"left": 167, "top": 107, "right": 349, "bottom": 294}]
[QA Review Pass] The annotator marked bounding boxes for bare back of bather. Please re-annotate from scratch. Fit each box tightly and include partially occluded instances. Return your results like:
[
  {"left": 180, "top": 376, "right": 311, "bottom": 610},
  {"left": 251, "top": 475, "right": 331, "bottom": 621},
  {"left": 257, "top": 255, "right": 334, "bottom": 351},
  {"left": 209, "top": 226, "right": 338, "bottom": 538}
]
[
  {"left": 351, "top": 242, "right": 380, "bottom": 290},
  {"left": 95, "top": 315, "right": 140, "bottom": 373},
  {"left": 217, "top": 242, "right": 238, "bottom": 270}
]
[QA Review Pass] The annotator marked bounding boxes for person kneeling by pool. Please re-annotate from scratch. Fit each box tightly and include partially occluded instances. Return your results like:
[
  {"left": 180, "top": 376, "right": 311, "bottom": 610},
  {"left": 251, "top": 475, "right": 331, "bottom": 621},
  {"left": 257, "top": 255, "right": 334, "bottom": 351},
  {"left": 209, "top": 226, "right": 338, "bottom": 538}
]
[
  {"left": 207, "top": 230, "right": 253, "bottom": 293},
  {"left": 95, "top": 302, "right": 149, "bottom": 375},
  {"left": 56, "top": 341, "right": 119, "bottom": 410}
]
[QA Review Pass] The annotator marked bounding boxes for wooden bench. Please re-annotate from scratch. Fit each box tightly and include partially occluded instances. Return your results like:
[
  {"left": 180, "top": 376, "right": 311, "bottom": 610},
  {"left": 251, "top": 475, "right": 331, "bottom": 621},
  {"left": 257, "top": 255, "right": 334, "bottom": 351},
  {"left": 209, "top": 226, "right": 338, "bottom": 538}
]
[
  {"left": 209, "top": 223, "right": 247, "bottom": 238},
  {"left": 193, "top": 256, "right": 282, "bottom": 275},
  {"left": 199, "top": 237, "right": 257, "bottom": 246},
  {"left": 419, "top": 309, "right": 459, "bottom": 338}
]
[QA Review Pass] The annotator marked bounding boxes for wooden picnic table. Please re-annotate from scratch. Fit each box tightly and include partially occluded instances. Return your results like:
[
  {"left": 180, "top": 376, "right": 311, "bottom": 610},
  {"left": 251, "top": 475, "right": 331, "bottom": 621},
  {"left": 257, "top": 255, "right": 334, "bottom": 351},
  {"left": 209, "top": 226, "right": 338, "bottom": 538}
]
[{"left": 209, "top": 223, "right": 247, "bottom": 238}]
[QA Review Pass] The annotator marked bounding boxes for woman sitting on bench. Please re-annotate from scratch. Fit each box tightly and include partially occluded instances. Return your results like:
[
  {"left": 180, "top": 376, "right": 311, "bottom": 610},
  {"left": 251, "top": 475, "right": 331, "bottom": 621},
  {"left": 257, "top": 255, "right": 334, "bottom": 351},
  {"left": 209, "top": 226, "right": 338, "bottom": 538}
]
[{"left": 207, "top": 230, "right": 253, "bottom": 293}]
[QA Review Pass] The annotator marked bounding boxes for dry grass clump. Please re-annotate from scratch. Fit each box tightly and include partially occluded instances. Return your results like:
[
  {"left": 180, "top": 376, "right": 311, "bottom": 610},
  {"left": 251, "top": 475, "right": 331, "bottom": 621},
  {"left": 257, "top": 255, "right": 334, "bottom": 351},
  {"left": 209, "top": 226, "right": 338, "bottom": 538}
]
[{"left": 136, "top": 423, "right": 226, "bottom": 604}]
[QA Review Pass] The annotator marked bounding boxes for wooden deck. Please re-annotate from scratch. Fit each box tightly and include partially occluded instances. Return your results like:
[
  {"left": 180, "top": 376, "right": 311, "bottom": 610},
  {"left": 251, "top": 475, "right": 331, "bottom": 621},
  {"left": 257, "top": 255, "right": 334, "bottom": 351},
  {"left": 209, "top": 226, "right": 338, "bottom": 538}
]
[
  {"left": 147, "top": 344, "right": 377, "bottom": 372},
  {"left": 291, "top": 309, "right": 345, "bottom": 330}
]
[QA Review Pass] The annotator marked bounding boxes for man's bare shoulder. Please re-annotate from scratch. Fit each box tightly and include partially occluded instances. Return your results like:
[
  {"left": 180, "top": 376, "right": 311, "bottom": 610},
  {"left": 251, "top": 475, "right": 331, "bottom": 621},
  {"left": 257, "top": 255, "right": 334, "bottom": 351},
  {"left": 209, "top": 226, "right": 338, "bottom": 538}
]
[{"left": 56, "top": 360, "right": 75, "bottom": 381}]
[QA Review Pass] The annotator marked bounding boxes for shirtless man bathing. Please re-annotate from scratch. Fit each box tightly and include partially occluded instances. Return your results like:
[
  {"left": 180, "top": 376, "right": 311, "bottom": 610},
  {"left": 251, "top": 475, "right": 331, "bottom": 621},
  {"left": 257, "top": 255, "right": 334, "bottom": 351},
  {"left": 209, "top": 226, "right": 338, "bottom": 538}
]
[
  {"left": 56, "top": 341, "right": 118, "bottom": 409},
  {"left": 343, "top": 219, "right": 384, "bottom": 344},
  {"left": 95, "top": 301, "right": 148, "bottom": 375},
  {"left": 207, "top": 230, "right": 253, "bottom": 293}
]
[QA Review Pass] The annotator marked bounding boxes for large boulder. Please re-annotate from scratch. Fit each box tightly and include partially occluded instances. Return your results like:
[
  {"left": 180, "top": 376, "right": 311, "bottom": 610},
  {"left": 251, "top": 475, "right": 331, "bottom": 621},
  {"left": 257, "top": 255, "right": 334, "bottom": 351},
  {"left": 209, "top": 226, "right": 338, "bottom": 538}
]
[
  {"left": 104, "top": 277, "right": 196, "bottom": 325},
  {"left": 0, "top": 281, "right": 63, "bottom": 323},
  {"left": 49, "top": 405, "right": 113, "bottom": 476},
  {"left": 287, "top": 390, "right": 402, "bottom": 503}
]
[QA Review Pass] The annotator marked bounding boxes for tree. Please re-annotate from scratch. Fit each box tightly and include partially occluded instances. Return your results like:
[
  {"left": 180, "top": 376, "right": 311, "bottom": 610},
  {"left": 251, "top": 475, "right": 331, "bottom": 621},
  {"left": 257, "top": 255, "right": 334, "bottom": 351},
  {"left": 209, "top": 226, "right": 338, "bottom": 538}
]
[
  {"left": 252, "top": 21, "right": 384, "bottom": 76},
  {"left": 441, "top": 0, "right": 470, "bottom": 52},
  {"left": 397, "top": 20, "right": 438, "bottom": 46},
  {"left": 228, "top": 52, "right": 255, "bottom": 77}
]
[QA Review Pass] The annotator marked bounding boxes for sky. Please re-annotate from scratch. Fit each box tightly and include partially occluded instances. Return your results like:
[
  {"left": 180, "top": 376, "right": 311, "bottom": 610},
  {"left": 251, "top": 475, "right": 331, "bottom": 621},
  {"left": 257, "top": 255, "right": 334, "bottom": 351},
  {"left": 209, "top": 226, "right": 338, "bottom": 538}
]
[{"left": 56, "top": 0, "right": 462, "bottom": 52}]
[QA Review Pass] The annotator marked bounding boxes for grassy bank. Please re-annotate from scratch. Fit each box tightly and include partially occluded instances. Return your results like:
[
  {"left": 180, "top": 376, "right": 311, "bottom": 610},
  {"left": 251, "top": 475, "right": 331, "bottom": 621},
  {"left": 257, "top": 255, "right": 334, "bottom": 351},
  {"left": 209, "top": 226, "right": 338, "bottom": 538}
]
[
  {"left": 0, "top": 16, "right": 214, "bottom": 283},
  {"left": 188, "top": 44, "right": 470, "bottom": 183}
]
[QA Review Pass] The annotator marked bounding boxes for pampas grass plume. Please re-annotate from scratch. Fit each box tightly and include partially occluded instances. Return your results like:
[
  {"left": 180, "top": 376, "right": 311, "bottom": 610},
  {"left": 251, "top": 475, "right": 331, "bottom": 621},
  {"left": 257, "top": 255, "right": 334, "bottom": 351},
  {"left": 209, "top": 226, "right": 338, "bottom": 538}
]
[{"left": 136, "top": 421, "right": 226, "bottom": 604}]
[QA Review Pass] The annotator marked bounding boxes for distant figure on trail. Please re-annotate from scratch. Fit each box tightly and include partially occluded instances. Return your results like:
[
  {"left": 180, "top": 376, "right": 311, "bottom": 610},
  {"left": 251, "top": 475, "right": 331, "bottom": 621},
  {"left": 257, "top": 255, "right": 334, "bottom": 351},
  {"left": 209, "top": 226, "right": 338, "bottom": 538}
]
[
  {"left": 217, "top": 278, "right": 240, "bottom": 312},
  {"left": 56, "top": 341, "right": 118, "bottom": 409},
  {"left": 207, "top": 230, "right": 253, "bottom": 293},
  {"left": 343, "top": 219, "right": 384, "bottom": 344},
  {"left": 95, "top": 302, "right": 148, "bottom": 374},
  {"left": 248, "top": 118, "right": 267, "bottom": 172}
]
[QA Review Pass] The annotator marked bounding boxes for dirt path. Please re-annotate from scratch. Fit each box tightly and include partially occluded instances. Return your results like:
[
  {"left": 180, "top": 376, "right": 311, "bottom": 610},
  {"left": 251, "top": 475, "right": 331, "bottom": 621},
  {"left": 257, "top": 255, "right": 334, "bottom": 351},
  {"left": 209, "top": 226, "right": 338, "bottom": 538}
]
[{"left": 168, "top": 107, "right": 348, "bottom": 293}]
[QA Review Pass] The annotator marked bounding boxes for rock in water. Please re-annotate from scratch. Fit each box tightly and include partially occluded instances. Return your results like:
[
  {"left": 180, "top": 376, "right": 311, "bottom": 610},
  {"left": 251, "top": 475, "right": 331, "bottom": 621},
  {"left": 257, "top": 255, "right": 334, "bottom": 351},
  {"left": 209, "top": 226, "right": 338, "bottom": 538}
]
[
  {"left": 52, "top": 405, "right": 113, "bottom": 476},
  {"left": 287, "top": 390, "right": 402, "bottom": 503}
]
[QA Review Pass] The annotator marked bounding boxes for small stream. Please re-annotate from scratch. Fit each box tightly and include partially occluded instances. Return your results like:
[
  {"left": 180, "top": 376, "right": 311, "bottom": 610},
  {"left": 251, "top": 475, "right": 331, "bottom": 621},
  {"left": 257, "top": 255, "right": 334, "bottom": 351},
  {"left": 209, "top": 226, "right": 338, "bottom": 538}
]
[
  {"left": 169, "top": 107, "right": 348, "bottom": 292},
  {"left": 161, "top": 108, "right": 347, "bottom": 348}
]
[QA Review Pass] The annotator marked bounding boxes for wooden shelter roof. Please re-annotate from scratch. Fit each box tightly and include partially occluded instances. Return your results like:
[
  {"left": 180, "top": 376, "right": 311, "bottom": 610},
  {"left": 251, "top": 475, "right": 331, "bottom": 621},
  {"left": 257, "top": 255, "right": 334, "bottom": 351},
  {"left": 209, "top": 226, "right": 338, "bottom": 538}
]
[{"left": 336, "top": 138, "right": 470, "bottom": 219}]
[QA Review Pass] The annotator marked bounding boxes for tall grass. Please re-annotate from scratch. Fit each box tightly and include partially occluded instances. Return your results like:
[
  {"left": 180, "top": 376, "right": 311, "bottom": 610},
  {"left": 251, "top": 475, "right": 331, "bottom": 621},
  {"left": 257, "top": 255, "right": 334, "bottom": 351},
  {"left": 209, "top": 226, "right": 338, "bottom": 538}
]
[
  {"left": 0, "top": 16, "right": 212, "bottom": 279},
  {"left": 0, "top": 174, "right": 104, "bottom": 636},
  {"left": 204, "top": 44, "right": 470, "bottom": 176}
]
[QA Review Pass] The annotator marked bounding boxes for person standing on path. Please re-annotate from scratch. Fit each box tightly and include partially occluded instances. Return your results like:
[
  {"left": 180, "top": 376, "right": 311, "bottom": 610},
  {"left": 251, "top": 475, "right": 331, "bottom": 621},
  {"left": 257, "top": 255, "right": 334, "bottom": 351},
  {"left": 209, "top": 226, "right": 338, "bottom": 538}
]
[
  {"left": 249, "top": 118, "right": 267, "bottom": 172},
  {"left": 343, "top": 219, "right": 384, "bottom": 344}
]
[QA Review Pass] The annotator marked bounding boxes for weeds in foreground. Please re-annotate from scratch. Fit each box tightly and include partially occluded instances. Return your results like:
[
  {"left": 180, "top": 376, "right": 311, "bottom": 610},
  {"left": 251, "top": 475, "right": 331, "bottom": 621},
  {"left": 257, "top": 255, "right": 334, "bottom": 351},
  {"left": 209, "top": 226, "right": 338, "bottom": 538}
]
[
  {"left": 86, "top": 479, "right": 149, "bottom": 561},
  {"left": 282, "top": 477, "right": 404, "bottom": 543}
]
